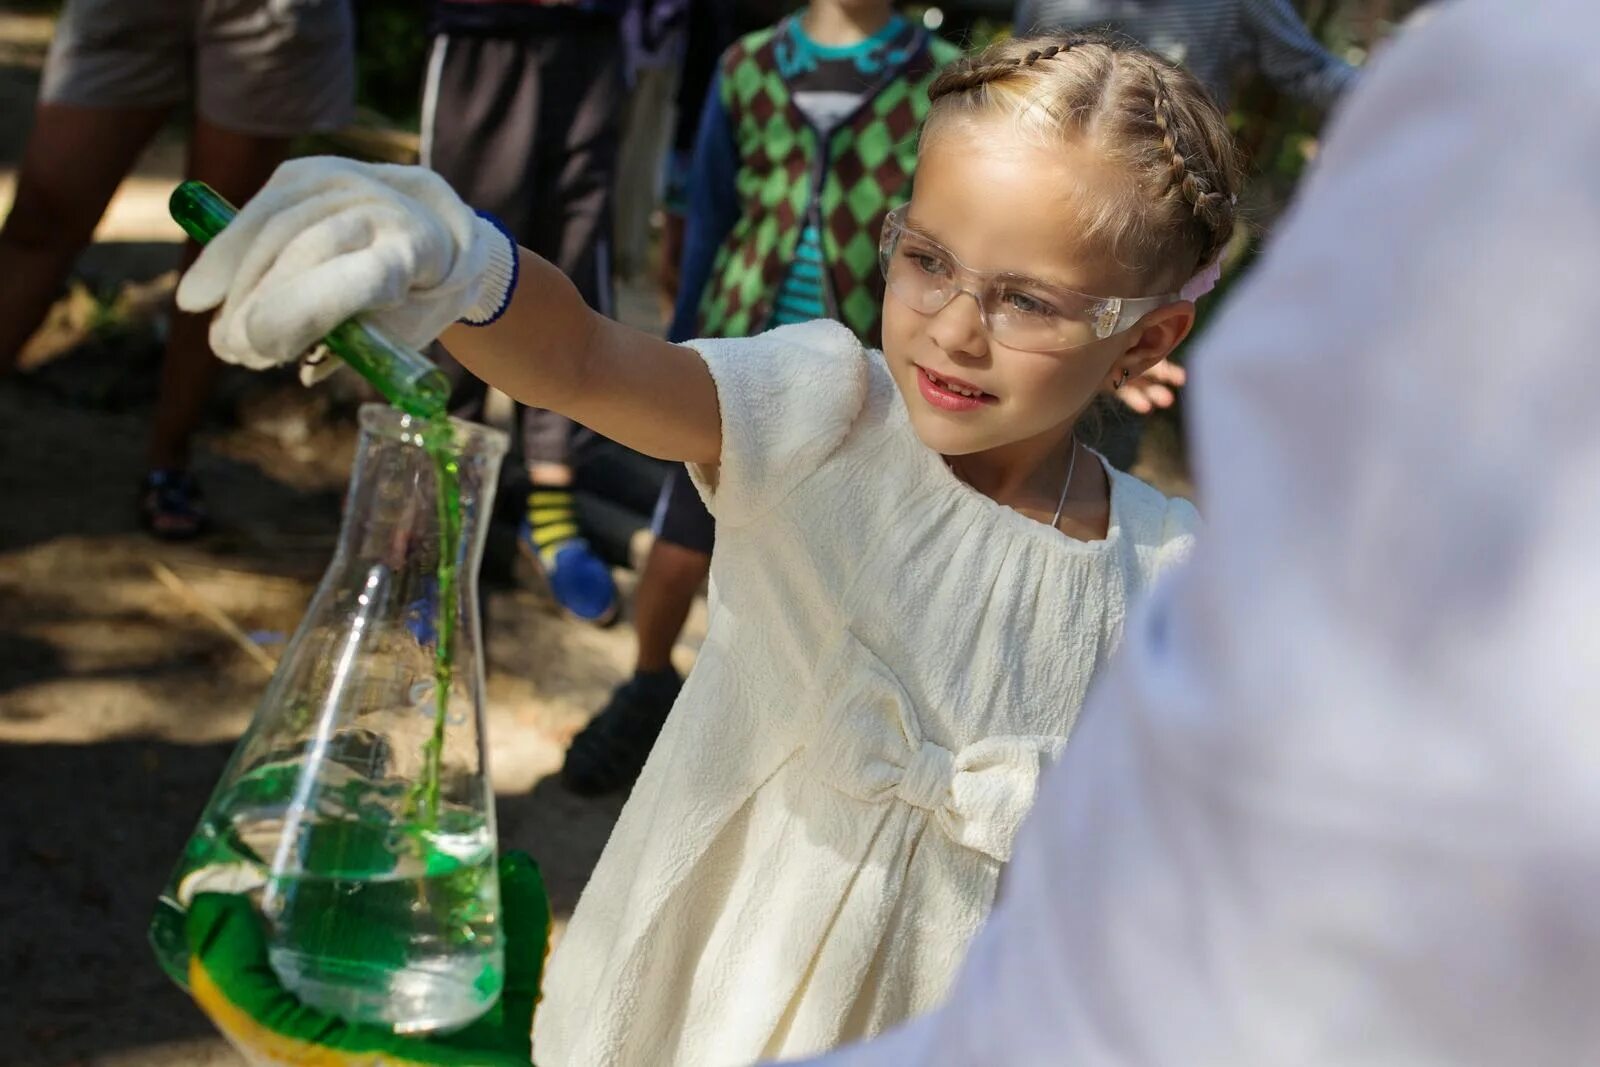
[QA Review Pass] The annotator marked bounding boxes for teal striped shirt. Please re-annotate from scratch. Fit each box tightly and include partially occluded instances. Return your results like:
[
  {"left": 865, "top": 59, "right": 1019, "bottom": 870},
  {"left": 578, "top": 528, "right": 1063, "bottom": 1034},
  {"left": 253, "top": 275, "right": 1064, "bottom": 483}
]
[{"left": 772, "top": 225, "right": 829, "bottom": 324}]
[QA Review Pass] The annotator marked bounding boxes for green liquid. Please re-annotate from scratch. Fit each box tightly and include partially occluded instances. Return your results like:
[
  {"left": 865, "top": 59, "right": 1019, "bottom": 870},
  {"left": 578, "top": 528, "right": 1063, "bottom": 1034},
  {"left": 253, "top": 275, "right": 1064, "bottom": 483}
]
[
  {"left": 404, "top": 415, "right": 464, "bottom": 828},
  {"left": 150, "top": 767, "right": 503, "bottom": 1031},
  {"left": 267, "top": 825, "right": 501, "bottom": 1034}
]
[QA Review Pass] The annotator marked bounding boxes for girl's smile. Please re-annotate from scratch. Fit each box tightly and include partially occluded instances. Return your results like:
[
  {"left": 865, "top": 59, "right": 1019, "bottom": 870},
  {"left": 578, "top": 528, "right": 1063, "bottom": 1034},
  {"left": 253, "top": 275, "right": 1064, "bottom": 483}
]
[{"left": 916, "top": 364, "right": 998, "bottom": 410}]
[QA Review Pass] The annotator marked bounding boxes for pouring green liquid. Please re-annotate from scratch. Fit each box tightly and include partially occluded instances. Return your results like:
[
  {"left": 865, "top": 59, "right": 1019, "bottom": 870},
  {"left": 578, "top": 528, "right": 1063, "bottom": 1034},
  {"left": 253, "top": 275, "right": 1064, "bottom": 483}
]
[
  {"left": 170, "top": 180, "right": 462, "bottom": 828},
  {"left": 151, "top": 183, "right": 504, "bottom": 1033}
]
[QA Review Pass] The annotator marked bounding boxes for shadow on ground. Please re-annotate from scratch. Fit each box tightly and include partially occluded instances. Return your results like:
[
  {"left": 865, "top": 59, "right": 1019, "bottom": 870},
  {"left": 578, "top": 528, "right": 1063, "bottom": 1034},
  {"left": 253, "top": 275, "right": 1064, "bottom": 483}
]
[
  {"left": 0, "top": 736, "right": 625, "bottom": 1067},
  {"left": 1, "top": 738, "right": 239, "bottom": 1064}
]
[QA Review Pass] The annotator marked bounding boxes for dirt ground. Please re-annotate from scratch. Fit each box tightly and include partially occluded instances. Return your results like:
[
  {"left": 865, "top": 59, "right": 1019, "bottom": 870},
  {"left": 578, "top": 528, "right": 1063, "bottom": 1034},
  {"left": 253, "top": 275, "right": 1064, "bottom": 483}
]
[{"left": 0, "top": 11, "right": 1191, "bottom": 1064}]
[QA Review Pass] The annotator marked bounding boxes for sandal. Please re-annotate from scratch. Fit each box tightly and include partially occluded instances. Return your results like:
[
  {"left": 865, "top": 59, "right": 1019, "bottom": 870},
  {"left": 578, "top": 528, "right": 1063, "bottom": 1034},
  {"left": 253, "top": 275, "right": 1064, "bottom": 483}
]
[
  {"left": 139, "top": 468, "right": 208, "bottom": 541},
  {"left": 561, "top": 668, "right": 683, "bottom": 797}
]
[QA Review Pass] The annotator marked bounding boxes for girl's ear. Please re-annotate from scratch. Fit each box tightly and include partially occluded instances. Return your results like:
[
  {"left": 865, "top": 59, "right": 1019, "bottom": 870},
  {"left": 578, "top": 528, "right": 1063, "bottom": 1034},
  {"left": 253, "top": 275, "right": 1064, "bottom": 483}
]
[{"left": 1108, "top": 301, "right": 1196, "bottom": 383}]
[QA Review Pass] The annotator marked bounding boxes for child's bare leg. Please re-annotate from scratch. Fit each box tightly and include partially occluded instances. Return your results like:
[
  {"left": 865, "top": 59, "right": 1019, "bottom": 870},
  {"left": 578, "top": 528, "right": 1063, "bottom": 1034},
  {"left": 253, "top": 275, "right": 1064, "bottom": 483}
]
[
  {"left": 147, "top": 117, "right": 290, "bottom": 471},
  {"left": 633, "top": 539, "right": 709, "bottom": 673},
  {"left": 0, "top": 101, "right": 168, "bottom": 369}
]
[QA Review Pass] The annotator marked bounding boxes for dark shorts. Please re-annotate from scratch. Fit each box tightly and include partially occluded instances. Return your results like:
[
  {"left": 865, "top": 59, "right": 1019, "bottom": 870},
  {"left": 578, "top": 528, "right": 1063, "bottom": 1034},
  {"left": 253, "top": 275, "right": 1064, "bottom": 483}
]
[
  {"left": 651, "top": 465, "right": 714, "bottom": 555},
  {"left": 422, "top": 20, "right": 625, "bottom": 469}
]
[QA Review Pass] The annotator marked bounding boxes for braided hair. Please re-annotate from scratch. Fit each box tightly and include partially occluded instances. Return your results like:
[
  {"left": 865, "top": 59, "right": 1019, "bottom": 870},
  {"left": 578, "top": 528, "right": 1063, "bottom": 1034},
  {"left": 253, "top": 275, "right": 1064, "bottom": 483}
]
[{"left": 926, "top": 33, "right": 1242, "bottom": 290}]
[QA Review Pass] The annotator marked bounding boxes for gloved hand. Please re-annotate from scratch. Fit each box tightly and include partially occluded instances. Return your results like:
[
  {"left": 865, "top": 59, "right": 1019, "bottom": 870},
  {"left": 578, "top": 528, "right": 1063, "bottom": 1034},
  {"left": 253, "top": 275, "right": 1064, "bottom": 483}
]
[
  {"left": 175, "top": 156, "right": 518, "bottom": 375},
  {"left": 184, "top": 852, "right": 547, "bottom": 1066}
]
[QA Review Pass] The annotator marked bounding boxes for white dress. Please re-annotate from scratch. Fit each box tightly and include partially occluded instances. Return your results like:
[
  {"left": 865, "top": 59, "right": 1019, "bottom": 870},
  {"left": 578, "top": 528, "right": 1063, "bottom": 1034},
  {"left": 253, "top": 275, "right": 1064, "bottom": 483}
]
[{"left": 535, "top": 321, "right": 1199, "bottom": 1067}]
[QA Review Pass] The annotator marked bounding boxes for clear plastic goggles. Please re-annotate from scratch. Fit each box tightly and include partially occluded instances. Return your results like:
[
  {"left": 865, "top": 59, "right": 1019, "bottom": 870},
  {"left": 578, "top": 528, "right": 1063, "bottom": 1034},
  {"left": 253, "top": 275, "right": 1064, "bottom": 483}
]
[{"left": 878, "top": 206, "right": 1178, "bottom": 353}]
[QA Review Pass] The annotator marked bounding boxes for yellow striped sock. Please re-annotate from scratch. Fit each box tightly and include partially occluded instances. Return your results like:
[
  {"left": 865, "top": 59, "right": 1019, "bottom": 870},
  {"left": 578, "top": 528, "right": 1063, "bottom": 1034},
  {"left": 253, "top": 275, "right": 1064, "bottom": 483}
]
[{"left": 527, "top": 488, "right": 581, "bottom": 567}]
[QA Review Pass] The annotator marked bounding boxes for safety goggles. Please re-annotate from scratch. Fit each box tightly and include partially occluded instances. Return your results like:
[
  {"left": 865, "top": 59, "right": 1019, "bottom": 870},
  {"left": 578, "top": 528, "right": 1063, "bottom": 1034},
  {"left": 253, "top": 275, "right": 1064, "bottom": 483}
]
[{"left": 878, "top": 206, "right": 1178, "bottom": 353}]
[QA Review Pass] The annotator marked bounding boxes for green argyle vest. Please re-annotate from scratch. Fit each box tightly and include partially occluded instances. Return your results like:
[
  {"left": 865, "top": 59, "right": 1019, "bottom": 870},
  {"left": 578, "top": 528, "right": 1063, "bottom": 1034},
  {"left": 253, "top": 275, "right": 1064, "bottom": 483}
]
[{"left": 695, "top": 23, "right": 961, "bottom": 346}]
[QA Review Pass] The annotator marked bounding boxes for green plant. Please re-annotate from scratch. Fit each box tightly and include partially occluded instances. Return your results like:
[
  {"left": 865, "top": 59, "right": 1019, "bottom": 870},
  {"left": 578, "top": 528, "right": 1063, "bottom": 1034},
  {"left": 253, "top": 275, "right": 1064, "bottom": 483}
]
[{"left": 354, "top": 1, "right": 431, "bottom": 130}]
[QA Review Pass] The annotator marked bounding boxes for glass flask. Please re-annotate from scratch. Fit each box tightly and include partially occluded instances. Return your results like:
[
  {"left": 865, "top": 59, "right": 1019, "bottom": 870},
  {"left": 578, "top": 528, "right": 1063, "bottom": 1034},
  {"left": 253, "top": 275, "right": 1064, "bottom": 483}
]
[{"left": 150, "top": 404, "right": 509, "bottom": 1035}]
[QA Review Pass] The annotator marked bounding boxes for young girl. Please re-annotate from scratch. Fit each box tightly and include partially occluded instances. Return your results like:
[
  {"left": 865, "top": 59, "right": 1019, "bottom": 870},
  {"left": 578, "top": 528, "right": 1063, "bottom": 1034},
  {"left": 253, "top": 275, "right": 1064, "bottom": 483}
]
[{"left": 178, "top": 31, "right": 1241, "bottom": 1067}]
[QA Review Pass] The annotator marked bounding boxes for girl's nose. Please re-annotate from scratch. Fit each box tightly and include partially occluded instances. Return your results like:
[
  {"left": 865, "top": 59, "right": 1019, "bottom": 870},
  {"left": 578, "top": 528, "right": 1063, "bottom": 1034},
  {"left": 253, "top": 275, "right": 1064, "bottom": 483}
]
[{"left": 926, "top": 287, "right": 990, "bottom": 362}]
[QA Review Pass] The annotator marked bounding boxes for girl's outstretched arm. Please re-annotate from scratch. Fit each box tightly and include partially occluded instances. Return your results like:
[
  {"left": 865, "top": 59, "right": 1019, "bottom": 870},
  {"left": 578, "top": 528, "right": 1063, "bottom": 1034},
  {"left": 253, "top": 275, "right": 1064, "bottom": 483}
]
[
  {"left": 440, "top": 248, "right": 721, "bottom": 466},
  {"left": 176, "top": 156, "right": 722, "bottom": 467}
]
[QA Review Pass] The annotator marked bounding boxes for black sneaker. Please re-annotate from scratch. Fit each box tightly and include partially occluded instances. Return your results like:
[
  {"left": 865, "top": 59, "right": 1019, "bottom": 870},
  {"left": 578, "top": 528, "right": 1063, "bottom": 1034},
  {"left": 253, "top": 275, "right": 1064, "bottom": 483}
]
[{"left": 561, "top": 668, "right": 683, "bottom": 797}]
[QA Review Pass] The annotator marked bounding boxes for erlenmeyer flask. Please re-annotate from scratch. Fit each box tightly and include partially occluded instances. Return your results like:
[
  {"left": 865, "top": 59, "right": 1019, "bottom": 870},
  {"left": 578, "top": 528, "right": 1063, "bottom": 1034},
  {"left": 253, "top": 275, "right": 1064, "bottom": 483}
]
[{"left": 150, "top": 404, "right": 509, "bottom": 1035}]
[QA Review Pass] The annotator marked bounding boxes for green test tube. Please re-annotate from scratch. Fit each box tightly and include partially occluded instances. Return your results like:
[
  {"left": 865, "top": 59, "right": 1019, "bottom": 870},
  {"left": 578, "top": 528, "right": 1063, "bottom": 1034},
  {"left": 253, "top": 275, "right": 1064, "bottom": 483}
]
[{"left": 170, "top": 180, "right": 451, "bottom": 420}]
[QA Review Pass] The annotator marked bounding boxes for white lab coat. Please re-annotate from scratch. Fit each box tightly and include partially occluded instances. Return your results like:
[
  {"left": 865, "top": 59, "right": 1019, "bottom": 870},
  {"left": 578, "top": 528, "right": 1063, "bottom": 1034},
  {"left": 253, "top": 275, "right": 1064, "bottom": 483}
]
[{"left": 805, "top": 0, "right": 1600, "bottom": 1062}]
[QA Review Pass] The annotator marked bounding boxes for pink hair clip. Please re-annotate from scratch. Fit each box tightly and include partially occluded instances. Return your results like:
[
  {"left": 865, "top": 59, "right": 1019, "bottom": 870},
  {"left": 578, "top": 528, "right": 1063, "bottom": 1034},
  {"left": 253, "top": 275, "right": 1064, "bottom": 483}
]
[{"left": 1179, "top": 256, "right": 1223, "bottom": 302}]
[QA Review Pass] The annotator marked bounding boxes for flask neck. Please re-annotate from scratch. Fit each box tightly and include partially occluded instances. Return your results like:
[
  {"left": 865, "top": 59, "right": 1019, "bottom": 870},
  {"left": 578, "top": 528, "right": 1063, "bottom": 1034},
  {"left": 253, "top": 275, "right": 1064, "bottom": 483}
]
[{"left": 336, "top": 406, "right": 507, "bottom": 585}]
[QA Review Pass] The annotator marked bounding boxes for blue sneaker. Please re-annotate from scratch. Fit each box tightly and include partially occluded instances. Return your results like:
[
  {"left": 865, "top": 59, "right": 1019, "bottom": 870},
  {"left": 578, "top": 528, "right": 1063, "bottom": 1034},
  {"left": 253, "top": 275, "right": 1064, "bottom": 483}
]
[
  {"left": 520, "top": 522, "right": 619, "bottom": 626},
  {"left": 402, "top": 577, "right": 440, "bottom": 647}
]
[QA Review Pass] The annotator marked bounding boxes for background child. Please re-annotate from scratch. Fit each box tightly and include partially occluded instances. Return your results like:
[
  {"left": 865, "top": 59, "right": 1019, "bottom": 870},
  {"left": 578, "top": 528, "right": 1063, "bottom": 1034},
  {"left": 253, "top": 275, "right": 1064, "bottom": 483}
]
[
  {"left": 175, "top": 29, "right": 1241, "bottom": 1067},
  {"left": 0, "top": 0, "right": 354, "bottom": 539},
  {"left": 561, "top": 0, "right": 961, "bottom": 796},
  {"left": 421, "top": 0, "right": 634, "bottom": 625}
]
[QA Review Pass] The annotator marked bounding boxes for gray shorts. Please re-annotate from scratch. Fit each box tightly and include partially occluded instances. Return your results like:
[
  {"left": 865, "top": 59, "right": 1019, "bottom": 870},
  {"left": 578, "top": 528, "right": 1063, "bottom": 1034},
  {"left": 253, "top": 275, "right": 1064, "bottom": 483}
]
[{"left": 40, "top": 0, "right": 354, "bottom": 137}]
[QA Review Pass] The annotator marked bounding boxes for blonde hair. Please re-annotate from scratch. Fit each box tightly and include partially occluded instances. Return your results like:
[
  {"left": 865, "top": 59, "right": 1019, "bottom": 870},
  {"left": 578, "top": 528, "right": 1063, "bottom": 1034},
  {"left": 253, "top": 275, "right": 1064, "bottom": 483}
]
[{"left": 926, "top": 33, "right": 1243, "bottom": 293}]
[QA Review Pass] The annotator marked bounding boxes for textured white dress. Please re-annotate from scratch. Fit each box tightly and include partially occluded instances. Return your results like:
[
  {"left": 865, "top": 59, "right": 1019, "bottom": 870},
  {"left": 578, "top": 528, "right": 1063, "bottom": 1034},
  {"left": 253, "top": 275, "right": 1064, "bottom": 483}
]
[{"left": 535, "top": 321, "right": 1199, "bottom": 1067}]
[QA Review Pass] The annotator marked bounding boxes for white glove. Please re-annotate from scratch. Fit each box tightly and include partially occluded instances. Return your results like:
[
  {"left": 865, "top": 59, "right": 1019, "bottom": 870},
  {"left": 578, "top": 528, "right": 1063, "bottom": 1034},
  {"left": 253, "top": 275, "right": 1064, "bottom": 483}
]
[{"left": 175, "top": 156, "right": 518, "bottom": 375}]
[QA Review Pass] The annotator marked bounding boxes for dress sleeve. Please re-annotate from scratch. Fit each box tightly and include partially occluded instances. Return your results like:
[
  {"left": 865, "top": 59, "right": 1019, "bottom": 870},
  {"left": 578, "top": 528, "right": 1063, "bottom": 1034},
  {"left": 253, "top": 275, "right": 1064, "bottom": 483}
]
[{"left": 680, "top": 320, "right": 871, "bottom": 528}]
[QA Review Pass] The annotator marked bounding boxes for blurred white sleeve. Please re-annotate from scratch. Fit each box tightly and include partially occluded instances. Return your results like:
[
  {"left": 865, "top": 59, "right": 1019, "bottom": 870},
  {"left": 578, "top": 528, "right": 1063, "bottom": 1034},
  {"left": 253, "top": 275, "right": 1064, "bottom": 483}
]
[{"left": 805, "top": 1, "right": 1600, "bottom": 1063}]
